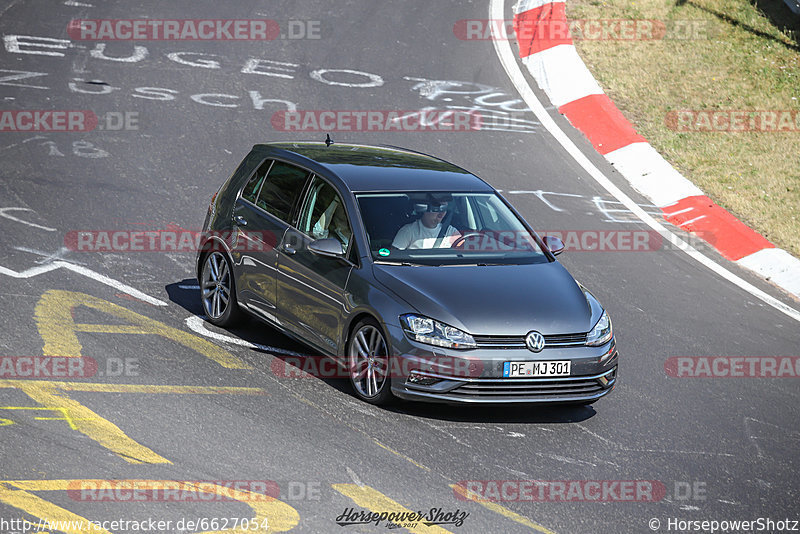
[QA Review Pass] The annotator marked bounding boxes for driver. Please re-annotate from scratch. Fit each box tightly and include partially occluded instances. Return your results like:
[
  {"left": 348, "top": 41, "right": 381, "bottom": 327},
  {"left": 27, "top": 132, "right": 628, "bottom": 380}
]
[{"left": 392, "top": 195, "right": 460, "bottom": 250}]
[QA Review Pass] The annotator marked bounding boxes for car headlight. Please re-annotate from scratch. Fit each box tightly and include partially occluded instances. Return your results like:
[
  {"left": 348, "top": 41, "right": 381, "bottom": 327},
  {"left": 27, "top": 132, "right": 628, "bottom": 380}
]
[
  {"left": 586, "top": 311, "right": 612, "bottom": 346},
  {"left": 400, "top": 314, "right": 476, "bottom": 350}
]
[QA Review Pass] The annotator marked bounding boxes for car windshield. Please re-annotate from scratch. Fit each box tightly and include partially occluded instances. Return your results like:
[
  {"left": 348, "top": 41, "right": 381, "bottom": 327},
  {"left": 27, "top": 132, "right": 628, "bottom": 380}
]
[{"left": 355, "top": 191, "right": 550, "bottom": 266}]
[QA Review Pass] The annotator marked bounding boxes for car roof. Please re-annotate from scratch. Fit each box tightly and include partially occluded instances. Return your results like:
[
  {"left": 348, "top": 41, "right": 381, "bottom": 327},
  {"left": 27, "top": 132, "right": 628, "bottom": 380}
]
[{"left": 253, "top": 142, "right": 495, "bottom": 193}]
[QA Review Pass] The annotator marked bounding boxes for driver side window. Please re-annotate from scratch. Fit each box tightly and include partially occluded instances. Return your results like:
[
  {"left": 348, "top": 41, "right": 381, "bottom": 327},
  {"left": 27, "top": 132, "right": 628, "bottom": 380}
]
[{"left": 298, "top": 178, "right": 353, "bottom": 252}]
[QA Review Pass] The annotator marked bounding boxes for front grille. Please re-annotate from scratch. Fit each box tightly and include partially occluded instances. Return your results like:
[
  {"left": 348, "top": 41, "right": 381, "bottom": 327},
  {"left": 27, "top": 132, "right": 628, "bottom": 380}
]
[
  {"left": 473, "top": 332, "right": 588, "bottom": 349},
  {"left": 447, "top": 368, "right": 616, "bottom": 400},
  {"left": 545, "top": 333, "right": 588, "bottom": 345}
]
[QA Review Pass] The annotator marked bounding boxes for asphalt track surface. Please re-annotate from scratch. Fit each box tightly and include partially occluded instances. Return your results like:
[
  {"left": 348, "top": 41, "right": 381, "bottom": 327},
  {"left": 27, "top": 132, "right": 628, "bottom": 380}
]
[{"left": 1, "top": 1, "right": 799, "bottom": 533}]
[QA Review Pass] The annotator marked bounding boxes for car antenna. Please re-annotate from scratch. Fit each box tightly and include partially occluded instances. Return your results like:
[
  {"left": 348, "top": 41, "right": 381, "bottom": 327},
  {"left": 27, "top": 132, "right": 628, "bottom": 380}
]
[{"left": 325, "top": 134, "right": 333, "bottom": 147}]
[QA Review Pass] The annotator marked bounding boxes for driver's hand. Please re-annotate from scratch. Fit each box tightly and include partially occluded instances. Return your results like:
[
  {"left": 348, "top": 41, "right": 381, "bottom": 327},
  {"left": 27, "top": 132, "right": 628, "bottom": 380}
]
[{"left": 445, "top": 232, "right": 462, "bottom": 248}]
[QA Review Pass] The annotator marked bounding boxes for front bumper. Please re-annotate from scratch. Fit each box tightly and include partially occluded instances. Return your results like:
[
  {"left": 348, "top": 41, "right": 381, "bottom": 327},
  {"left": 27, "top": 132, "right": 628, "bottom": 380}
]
[{"left": 384, "top": 324, "right": 618, "bottom": 404}]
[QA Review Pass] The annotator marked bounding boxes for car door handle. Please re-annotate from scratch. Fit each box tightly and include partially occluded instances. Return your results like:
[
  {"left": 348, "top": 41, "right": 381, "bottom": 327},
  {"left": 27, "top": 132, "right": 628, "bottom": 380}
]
[
  {"left": 234, "top": 215, "right": 248, "bottom": 226},
  {"left": 283, "top": 243, "right": 296, "bottom": 255}
]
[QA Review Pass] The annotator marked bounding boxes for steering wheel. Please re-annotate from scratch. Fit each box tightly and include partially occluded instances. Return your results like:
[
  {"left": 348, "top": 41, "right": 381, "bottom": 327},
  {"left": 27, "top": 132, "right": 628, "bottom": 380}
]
[{"left": 450, "top": 231, "right": 488, "bottom": 249}]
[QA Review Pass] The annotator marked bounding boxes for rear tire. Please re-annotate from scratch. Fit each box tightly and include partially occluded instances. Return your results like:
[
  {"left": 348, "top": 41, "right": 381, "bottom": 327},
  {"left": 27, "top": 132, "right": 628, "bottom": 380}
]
[
  {"left": 200, "top": 251, "right": 241, "bottom": 327},
  {"left": 347, "top": 318, "right": 394, "bottom": 405}
]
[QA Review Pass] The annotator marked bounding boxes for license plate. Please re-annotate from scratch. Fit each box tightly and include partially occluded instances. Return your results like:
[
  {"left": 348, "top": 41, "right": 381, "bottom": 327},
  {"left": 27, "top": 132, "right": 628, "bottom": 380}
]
[{"left": 503, "top": 361, "right": 571, "bottom": 378}]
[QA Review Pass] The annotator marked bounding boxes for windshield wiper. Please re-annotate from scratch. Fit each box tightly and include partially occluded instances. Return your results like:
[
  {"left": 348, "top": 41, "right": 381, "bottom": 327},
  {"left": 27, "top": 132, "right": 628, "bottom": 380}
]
[
  {"left": 443, "top": 262, "right": 503, "bottom": 266},
  {"left": 373, "top": 260, "right": 418, "bottom": 266}
]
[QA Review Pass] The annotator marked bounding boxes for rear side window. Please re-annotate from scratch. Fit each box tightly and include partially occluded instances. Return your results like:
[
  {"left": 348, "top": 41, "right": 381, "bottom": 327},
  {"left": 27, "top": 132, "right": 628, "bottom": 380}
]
[
  {"left": 255, "top": 161, "right": 309, "bottom": 223},
  {"left": 241, "top": 160, "right": 272, "bottom": 203}
]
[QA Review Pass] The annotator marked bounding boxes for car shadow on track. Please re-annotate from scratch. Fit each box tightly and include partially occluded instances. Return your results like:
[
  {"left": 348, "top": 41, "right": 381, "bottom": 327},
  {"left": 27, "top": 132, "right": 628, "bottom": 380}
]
[
  {"left": 166, "top": 279, "right": 355, "bottom": 397},
  {"left": 166, "top": 279, "right": 205, "bottom": 316},
  {"left": 386, "top": 399, "right": 597, "bottom": 424},
  {"left": 167, "top": 279, "right": 597, "bottom": 423}
]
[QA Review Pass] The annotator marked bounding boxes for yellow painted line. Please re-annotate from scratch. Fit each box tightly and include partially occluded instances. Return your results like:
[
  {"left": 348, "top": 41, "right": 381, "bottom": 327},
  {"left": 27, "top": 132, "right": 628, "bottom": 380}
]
[
  {"left": 72, "top": 324, "right": 152, "bottom": 334},
  {"left": 5, "top": 480, "right": 76, "bottom": 491},
  {"left": 0, "top": 380, "right": 266, "bottom": 463},
  {"left": 450, "top": 484, "right": 556, "bottom": 534},
  {"left": 34, "top": 290, "right": 250, "bottom": 369},
  {"left": 0, "top": 406, "right": 94, "bottom": 430},
  {"left": 0, "top": 482, "right": 112, "bottom": 534},
  {"left": 34, "top": 290, "right": 83, "bottom": 358},
  {"left": 3, "top": 380, "right": 267, "bottom": 395},
  {"left": 333, "top": 484, "right": 453, "bottom": 533},
  {"left": 8, "top": 381, "right": 170, "bottom": 464},
  {"left": 4, "top": 480, "right": 115, "bottom": 492},
  {"left": 370, "top": 438, "right": 431, "bottom": 472},
  {"left": 5, "top": 480, "right": 299, "bottom": 534}
]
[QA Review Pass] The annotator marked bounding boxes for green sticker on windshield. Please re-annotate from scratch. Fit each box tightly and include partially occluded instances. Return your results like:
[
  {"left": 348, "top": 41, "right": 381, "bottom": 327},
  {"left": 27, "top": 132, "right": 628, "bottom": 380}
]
[{"left": 378, "top": 248, "right": 390, "bottom": 257}]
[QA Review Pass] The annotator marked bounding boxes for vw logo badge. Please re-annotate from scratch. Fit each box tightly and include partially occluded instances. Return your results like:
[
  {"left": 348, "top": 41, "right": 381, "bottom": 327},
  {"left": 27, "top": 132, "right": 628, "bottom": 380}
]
[{"left": 525, "top": 331, "right": 545, "bottom": 353}]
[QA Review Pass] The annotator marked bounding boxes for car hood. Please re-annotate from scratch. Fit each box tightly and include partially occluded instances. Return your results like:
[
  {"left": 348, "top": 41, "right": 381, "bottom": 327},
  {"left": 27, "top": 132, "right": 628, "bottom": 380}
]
[{"left": 373, "top": 261, "right": 597, "bottom": 336}]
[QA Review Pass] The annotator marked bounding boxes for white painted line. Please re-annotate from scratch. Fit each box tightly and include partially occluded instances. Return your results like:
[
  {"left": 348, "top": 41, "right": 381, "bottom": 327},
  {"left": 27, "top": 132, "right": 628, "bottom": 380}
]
[
  {"left": 0, "top": 207, "right": 56, "bottom": 231},
  {"left": 0, "top": 263, "right": 60, "bottom": 278},
  {"left": 521, "top": 45, "right": 603, "bottom": 108},
  {"left": 184, "top": 315, "right": 305, "bottom": 356},
  {"left": 663, "top": 206, "right": 695, "bottom": 218},
  {"left": 64, "top": 0, "right": 94, "bottom": 6},
  {"left": 178, "top": 284, "right": 201, "bottom": 290},
  {"left": 491, "top": 0, "right": 800, "bottom": 322},
  {"left": 55, "top": 261, "right": 167, "bottom": 306},
  {"left": 0, "top": 259, "right": 166, "bottom": 306},
  {"left": 591, "top": 195, "right": 662, "bottom": 223},
  {"left": 677, "top": 215, "right": 707, "bottom": 227},
  {"left": 14, "top": 246, "right": 75, "bottom": 264},
  {"left": 507, "top": 190, "right": 584, "bottom": 212}
]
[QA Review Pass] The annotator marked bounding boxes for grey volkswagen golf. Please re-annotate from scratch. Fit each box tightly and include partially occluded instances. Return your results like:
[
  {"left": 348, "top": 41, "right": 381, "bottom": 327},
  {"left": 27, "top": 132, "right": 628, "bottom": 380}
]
[{"left": 196, "top": 141, "right": 617, "bottom": 405}]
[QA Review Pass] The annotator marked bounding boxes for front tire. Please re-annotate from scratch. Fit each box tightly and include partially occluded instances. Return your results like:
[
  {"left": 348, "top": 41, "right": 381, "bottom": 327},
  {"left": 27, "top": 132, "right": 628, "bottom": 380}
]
[
  {"left": 200, "top": 251, "right": 241, "bottom": 327},
  {"left": 348, "top": 318, "right": 394, "bottom": 405}
]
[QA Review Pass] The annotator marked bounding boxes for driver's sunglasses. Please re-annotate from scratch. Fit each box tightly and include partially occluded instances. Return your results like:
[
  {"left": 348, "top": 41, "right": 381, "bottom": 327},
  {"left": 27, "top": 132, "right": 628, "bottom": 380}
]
[{"left": 426, "top": 203, "right": 449, "bottom": 213}]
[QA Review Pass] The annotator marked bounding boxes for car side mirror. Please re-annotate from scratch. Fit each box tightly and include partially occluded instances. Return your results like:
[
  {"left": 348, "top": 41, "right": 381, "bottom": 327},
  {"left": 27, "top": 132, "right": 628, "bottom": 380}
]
[
  {"left": 308, "top": 238, "right": 345, "bottom": 258},
  {"left": 542, "top": 235, "right": 565, "bottom": 256}
]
